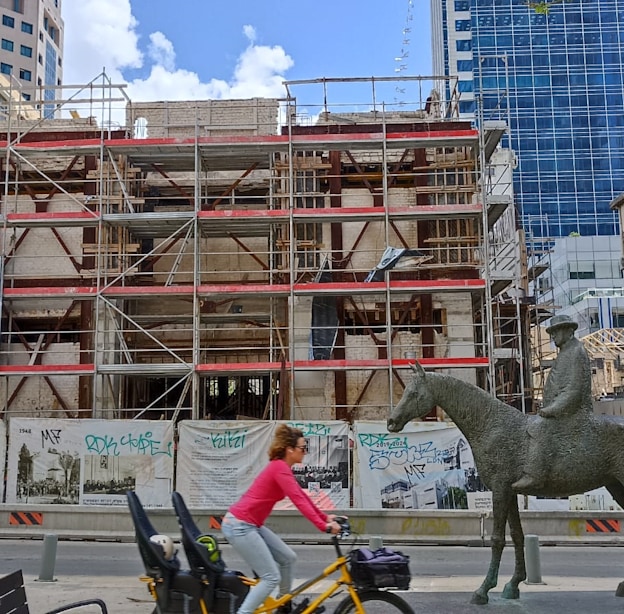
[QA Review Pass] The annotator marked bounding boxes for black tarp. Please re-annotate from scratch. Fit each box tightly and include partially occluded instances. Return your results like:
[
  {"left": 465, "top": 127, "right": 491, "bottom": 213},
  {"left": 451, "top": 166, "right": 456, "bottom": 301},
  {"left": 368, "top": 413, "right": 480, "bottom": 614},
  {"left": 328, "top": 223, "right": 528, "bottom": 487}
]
[{"left": 310, "top": 264, "right": 338, "bottom": 360}]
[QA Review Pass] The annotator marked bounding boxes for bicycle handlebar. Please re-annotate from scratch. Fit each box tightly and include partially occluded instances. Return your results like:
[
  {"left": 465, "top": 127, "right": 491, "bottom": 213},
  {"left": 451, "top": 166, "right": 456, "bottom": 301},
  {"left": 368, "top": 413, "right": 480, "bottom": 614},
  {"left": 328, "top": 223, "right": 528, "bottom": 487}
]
[
  {"left": 329, "top": 516, "right": 352, "bottom": 559},
  {"left": 334, "top": 515, "right": 351, "bottom": 539}
]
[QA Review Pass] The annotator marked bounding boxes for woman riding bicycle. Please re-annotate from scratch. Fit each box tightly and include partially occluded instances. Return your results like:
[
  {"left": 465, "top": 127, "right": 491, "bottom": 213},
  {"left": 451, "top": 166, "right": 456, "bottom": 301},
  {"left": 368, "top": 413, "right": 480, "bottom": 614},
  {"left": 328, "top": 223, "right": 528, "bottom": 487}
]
[{"left": 221, "top": 424, "right": 343, "bottom": 614}]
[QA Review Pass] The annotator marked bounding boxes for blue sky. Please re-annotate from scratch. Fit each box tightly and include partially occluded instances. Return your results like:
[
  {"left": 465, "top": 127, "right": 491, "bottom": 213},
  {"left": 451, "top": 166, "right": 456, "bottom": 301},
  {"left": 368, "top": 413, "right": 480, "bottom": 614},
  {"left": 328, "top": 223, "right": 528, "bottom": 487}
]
[{"left": 63, "top": 0, "right": 432, "bottom": 104}]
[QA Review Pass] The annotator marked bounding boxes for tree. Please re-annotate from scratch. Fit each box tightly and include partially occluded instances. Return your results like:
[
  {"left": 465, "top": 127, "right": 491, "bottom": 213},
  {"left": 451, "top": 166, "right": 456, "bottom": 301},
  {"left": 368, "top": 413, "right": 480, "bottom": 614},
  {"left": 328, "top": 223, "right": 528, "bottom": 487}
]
[
  {"left": 527, "top": 0, "right": 574, "bottom": 14},
  {"left": 57, "top": 452, "right": 76, "bottom": 497},
  {"left": 49, "top": 448, "right": 79, "bottom": 498},
  {"left": 441, "top": 486, "right": 468, "bottom": 509}
]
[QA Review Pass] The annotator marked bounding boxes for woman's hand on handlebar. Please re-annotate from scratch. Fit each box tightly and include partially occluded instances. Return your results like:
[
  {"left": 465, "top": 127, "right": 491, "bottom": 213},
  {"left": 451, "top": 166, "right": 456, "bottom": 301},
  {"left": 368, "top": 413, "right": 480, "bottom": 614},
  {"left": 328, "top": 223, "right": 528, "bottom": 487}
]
[
  {"left": 325, "top": 519, "right": 341, "bottom": 534},
  {"left": 325, "top": 514, "right": 349, "bottom": 535}
]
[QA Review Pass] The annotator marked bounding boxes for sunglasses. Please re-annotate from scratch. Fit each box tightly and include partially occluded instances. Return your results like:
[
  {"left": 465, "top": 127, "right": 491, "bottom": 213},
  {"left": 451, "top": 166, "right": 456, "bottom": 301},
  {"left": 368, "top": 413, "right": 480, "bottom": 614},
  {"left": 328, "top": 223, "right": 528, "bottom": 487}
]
[{"left": 294, "top": 445, "right": 308, "bottom": 452}]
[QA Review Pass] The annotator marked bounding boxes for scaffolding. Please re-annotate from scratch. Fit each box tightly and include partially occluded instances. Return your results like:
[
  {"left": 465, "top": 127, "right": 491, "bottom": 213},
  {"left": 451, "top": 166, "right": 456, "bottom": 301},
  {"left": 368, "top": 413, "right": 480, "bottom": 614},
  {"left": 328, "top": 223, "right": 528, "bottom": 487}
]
[
  {"left": 0, "top": 73, "right": 512, "bottom": 422},
  {"left": 475, "top": 53, "right": 531, "bottom": 412}
]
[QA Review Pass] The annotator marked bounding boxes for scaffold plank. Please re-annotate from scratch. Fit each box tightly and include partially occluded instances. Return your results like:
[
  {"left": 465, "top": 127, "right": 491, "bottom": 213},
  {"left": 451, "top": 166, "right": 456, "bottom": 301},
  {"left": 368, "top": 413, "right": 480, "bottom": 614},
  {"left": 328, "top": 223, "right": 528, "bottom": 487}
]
[
  {"left": 6, "top": 212, "right": 100, "bottom": 227},
  {"left": 292, "top": 204, "right": 483, "bottom": 221},
  {"left": 8, "top": 129, "right": 479, "bottom": 157},
  {"left": 292, "top": 279, "right": 486, "bottom": 295},
  {"left": 3, "top": 287, "right": 98, "bottom": 298},
  {"left": 0, "top": 357, "right": 489, "bottom": 378},
  {"left": 4, "top": 279, "right": 485, "bottom": 299},
  {"left": 198, "top": 204, "right": 484, "bottom": 221},
  {"left": 293, "top": 357, "right": 490, "bottom": 370},
  {"left": 0, "top": 364, "right": 95, "bottom": 375},
  {"left": 195, "top": 280, "right": 485, "bottom": 297},
  {"left": 101, "top": 285, "right": 195, "bottom": 297},
  {"left": 196, "top": 356, "right": 490, "bottom": 373}
]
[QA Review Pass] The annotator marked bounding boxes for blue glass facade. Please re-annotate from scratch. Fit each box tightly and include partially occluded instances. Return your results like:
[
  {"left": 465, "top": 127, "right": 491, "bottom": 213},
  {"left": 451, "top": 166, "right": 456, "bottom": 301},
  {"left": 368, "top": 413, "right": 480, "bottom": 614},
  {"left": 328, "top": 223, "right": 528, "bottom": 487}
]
[
  {"left": 44, "top": 40, "right": 57, "bottom": 118},
  {"left": 437, "top": 0, "right": 622, "bottom": 238}
]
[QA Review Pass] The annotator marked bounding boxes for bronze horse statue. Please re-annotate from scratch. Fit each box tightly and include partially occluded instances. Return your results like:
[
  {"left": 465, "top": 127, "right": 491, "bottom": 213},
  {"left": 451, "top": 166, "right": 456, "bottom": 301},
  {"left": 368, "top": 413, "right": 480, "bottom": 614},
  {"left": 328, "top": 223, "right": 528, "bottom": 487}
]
[{"left": 387, "top": 362, "right": 624, "bottom": 605}]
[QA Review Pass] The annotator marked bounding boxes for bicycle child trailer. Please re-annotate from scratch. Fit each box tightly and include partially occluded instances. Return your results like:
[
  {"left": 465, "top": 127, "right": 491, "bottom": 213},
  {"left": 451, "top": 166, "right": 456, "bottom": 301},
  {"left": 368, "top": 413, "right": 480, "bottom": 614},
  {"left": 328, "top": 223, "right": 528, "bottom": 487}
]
[{"left": 349, "top": 546, "right": 411, "bottom": 591}]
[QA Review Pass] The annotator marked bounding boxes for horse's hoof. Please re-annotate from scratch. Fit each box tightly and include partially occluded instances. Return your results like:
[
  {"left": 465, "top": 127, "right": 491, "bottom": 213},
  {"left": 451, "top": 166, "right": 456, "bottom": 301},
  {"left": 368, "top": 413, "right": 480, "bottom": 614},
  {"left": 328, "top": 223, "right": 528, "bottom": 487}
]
[
  {"left": 502, "top": 584, "right": 520, "bottom": 600},
  {"left": 470, "top": 592, "right": 489, "bottom": 605}
]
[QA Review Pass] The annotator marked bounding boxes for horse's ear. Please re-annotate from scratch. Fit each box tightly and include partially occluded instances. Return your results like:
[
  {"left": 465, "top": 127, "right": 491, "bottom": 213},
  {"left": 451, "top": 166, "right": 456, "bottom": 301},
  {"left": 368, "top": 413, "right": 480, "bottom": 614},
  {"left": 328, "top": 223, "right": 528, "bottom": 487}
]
[{"left": 410, "top": 361, "right": 426, "bottom": 379}]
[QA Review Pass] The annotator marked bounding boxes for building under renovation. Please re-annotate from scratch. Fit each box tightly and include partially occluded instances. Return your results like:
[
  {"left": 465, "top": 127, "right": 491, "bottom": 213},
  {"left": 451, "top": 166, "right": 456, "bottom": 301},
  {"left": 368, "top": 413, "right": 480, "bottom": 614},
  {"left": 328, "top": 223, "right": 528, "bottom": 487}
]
[{"left": 1, "top": 74, "right": 530, "bottom": 422}]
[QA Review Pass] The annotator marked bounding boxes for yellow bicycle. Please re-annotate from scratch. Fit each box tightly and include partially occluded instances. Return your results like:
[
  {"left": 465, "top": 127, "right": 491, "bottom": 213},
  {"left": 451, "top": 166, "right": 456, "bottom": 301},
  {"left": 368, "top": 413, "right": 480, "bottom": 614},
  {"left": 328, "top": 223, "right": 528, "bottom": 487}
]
[
  {"left": 128, "top": 490, "right": 414, "bottom": 614},
  {"left": 241, "top": 517, "right": 414, "bottom": 614}
]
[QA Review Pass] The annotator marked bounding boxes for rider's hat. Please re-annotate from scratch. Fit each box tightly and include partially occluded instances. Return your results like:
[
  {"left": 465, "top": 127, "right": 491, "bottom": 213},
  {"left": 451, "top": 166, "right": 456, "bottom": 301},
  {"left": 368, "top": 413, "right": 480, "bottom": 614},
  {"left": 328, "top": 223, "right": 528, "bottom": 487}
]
[{"left": 545, "top": 314, "right": 578, "bottom": 334}]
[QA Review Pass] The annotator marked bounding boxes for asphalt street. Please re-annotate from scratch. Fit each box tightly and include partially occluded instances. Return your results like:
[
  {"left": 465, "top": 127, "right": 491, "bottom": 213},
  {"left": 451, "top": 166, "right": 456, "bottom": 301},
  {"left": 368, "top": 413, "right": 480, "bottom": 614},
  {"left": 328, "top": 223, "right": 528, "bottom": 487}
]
[{"left": 2, "top": 540, "right": 624, "bottom": 613}]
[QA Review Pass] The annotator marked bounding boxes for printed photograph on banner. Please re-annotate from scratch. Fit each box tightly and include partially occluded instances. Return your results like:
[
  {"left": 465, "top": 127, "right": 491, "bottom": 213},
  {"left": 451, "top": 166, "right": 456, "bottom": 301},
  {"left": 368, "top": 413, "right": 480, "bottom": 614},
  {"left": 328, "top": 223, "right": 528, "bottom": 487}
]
[
  {"left": 83, "top": 454, "right": 136, "bottom": 494},
  {"left": 7, "top": 419, "right": 83, "bottom": 505},
  {"left": 80, "top": 420, "right": 174, "bottom": 507},
  {"left": 353, "top": 421, "right": 488, "bottom": 509},
  {"left": 5, "top": 419, "right": 174, "bottom": 507},
  {"left": 275, "top": 421, "right": 350, "bottom": 511},
  {"left": 0, "top": 420, "right": 6, "bottom": 502},
  {"left": 381, "top": 468, "right": 467, "bottom": 510},
  {"left": 176, "top": 421, "right": 274, "bottom": 508}
]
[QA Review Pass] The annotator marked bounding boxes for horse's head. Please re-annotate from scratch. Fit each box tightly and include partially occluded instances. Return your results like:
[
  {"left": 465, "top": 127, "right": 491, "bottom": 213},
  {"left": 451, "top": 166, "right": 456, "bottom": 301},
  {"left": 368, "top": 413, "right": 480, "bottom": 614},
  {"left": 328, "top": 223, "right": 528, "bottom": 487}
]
[{"left": 387, "top": 362, "right": 435, "bottom": 432}]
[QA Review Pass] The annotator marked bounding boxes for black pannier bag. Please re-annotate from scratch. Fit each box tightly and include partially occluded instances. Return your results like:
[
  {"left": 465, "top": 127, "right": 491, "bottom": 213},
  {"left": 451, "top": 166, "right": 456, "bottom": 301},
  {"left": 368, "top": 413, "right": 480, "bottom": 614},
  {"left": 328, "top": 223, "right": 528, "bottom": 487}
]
[{"left": 349, "top": 547, "right": 411, "bottom": 590}]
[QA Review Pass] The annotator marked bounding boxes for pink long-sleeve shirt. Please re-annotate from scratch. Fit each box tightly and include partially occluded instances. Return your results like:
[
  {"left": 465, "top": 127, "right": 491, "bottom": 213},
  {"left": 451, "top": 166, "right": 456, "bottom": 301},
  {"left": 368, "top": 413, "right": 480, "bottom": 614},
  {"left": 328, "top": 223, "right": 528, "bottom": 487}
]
[{"left": 228, "top": 459, "right": 328, "bottom": 531}]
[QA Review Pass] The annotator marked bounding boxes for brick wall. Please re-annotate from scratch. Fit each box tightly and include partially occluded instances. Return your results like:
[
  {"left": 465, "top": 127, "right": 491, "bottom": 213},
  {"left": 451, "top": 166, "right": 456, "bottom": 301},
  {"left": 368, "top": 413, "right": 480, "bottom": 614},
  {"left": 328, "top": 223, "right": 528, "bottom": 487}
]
[{"left": 127, "top": 99, "right": 280, "bottom": 138}]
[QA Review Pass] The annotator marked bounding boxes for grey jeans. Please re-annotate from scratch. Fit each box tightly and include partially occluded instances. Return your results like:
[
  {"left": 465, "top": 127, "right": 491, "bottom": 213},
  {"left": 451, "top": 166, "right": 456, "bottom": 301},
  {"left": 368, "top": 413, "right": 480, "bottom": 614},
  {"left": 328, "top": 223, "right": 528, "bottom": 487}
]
[{"left": 221, "top": 512, "right": 297, "bottom": 614}]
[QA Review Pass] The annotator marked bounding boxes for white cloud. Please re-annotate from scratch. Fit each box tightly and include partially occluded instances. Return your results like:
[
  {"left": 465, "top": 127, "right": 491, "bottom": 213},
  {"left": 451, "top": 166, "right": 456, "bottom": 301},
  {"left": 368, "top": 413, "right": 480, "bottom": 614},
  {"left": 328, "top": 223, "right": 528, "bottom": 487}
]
[
  {"left": 126, "top": 65, "right": 231, "bottom": 102},
  {"left": 148, "top": 32, "right": 175, "bottom": 73},
  {"left": 229, "top": 42, "right": 294, "bottom": 99},
  {"left": 63, "top": 0, "right": 142, "bottom": 84},
  {"left": 62, "top": 1, "right": 294, "bottom": 104},
  {"left": 242, "top": 25, "right": 256, "bottom": 43}
]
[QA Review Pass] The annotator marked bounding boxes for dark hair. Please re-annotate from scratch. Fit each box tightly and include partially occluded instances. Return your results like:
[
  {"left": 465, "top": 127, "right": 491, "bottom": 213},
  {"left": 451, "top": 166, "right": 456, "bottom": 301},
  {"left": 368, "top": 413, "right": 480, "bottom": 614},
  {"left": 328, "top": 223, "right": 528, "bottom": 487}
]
[{"left": 269, "top": 424, "right": 303, "bottom": 460}]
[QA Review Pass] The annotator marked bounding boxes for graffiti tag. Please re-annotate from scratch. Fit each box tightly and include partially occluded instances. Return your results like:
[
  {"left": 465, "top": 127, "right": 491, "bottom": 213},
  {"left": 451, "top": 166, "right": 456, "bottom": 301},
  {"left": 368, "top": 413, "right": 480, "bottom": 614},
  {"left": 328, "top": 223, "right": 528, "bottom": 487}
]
[
  {"left": 193, "top": 429, "right": 248, "bottom": 449},
  {"left": 42, "top": 429, "right": 62, "bottom": 447},
  {"left": 84, "top": 431, "right": 172, "bottom": 457},
  {"left": 358, "top": 433, "right": 445, "bottom": 470},
  {"left": 288, "top": 422, "right": 331, "bottom": 437}
]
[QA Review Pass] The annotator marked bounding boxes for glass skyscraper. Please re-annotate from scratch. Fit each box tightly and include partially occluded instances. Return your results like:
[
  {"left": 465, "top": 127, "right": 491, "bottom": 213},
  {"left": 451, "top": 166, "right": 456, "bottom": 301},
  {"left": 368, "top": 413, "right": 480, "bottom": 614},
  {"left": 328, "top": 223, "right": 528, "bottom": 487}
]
[{"left": 432, "top": 0, "right": 622, "bottom": 239}]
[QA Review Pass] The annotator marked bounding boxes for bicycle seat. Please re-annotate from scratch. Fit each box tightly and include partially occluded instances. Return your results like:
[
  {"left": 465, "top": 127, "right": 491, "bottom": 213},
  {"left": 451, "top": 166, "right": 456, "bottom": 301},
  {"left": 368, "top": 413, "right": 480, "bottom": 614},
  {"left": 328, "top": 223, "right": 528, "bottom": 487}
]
[
  {"left": 171, "top": 491, "right": 249, "bottom": 612},
  {"left": 126, "top": 490, "right": 180, "bottom": 577},
  {"left": 171, "top": 490, "right": 226, "bottom": 580},
  {"left": 126, "top": 490, "right": 205, "bottom": 613}
]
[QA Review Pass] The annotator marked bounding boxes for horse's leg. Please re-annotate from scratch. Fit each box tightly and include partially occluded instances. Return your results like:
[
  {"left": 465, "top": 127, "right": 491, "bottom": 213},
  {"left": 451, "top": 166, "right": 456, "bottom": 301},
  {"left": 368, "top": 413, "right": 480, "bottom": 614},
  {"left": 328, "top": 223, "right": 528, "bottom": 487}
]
[
  {"left": 471, "top": 487, "right": 511, "bottom": 605},
  {"left": 502, "top": 493, "right": 526, "bottom": 599},
  {"left": 605, "top": 481, "right": 624, "bottom": 597}
]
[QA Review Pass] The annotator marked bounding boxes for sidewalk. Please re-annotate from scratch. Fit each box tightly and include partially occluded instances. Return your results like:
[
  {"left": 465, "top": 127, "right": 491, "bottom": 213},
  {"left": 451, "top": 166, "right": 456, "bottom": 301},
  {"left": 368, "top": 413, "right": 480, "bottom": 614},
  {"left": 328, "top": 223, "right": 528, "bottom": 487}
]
[
  {"left": 22, "top": 570, "right": 624, "bottom": 613},
  {"left": 9, "top": 540, "right": 624, "bottom": 613}
]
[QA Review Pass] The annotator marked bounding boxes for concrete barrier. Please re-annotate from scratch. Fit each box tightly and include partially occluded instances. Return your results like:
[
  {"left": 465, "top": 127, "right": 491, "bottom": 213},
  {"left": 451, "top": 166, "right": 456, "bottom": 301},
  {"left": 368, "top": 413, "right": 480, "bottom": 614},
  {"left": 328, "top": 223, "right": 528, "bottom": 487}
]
[{"left": 2, "top": 504, "right": 624, "bottom": 545}]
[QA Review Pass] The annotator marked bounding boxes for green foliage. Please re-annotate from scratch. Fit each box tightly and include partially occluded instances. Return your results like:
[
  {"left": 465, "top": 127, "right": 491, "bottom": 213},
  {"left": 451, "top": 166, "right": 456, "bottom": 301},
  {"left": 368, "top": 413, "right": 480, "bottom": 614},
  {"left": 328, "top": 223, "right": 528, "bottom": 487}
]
[
  {"left": 527, "top": 0, "right": 574, "bottom": 14},
  {"left": 441, "top": 486, "right": 468, "bottom": 509}
]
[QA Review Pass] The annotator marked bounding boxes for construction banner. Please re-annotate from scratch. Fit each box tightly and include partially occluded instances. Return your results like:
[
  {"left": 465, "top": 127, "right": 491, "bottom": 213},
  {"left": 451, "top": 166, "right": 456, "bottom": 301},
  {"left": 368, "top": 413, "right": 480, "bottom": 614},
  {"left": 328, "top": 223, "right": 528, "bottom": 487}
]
[
  {"left": 176, "top": 420, "right": 350, "bottom": 510},
  {"left": 5, "top": 419, "right": 174, "bottom": 507},
  {"left": 352, "top": 421, "right": 486, "bottom": 510},
  {"left": 176, "top": 420, "right": 273, "bottom": 508},
  {"left": 276, "top": 420, "right": 349, "bottom": 511},
  {"left": 0, "top": 419, "right": 5, "bottom": 501}
]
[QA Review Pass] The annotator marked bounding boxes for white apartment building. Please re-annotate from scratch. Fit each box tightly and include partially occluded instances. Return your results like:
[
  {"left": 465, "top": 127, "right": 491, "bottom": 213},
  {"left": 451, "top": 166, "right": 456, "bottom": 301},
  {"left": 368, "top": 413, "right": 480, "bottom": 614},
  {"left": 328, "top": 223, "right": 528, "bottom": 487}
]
[
  {"left": 0, "top": 0, "right": 63, "bottom": 109},
  {"left": 542, "top": 235, "right": 624, "bottom": 338}
]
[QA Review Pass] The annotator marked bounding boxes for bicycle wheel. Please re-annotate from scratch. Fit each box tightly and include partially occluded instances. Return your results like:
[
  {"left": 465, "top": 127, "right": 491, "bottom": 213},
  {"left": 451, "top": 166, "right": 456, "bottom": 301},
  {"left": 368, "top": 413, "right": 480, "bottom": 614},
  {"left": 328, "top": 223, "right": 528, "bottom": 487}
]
[{"left": 334, "top": 589, "right": 414, "bottom": 614}]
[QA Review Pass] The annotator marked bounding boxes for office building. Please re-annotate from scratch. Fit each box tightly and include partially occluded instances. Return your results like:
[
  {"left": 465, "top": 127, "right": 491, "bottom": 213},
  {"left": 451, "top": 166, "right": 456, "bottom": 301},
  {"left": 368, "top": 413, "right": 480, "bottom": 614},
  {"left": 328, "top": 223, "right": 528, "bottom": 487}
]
[
  {"left": 0, "top": 0, "right": 63, "bottom": 109},
  {"left": 543, "top": 235, "right": 624, "bottom": 337},
  {"left": 431, "top": 0, "right": 621, "bottom": 239}
]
